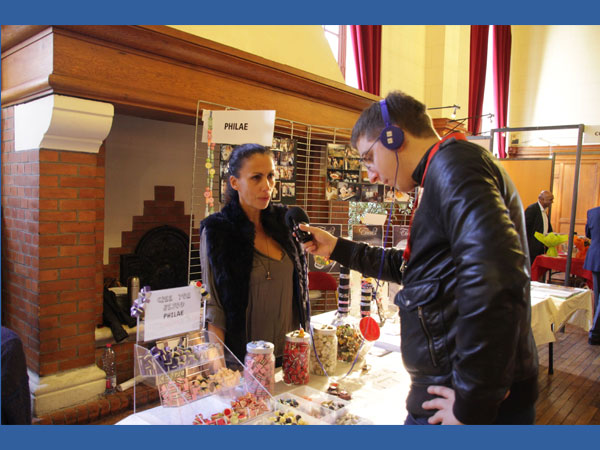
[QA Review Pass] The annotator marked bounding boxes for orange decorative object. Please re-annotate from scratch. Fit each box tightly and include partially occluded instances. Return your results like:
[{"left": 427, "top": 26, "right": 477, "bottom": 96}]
[{"left": 574, "top": 236, "right": 591, "bottom": 259}]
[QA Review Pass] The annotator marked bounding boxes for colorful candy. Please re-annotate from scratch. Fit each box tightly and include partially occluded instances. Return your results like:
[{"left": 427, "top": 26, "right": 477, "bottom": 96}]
[
  {"left": 267, "top": 410, "right": 308, "bottom": 425},
  {"left": 244, "top": 341, "right": 275, "bottom": 398},
  {"left": 192, "top": 392, "right": 270, "bottom": 425},
  {"left": 283, "top": 329, "right": 310, "bottom": 385},
  {"left": 336, "top": 324, "right": 362, "bottom": 363}
]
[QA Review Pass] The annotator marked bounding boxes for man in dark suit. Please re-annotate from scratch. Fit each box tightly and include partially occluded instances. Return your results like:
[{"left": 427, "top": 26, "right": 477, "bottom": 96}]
[
  {"left": 584, "top": 206, "right": 600, "bottom": 345},
  {"left": 525, "top": 190, "right": 554, "bottom": 265}
]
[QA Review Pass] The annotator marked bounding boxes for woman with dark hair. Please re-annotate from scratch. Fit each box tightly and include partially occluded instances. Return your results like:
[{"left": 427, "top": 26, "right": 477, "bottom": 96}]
[{"left": 199, "top": 144, "right": 310, "bottom": 364}]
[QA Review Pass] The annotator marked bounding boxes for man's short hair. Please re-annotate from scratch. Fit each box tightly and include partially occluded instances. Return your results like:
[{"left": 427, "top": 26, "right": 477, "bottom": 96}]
[{"left": 351, "top": 90, "right": 437, "bottom": 148}]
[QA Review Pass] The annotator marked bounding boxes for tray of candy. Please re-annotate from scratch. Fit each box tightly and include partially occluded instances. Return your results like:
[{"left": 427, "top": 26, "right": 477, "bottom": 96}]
[
  {"left": 334, "top": 412, "right": 374, "bottom": 425},
  {"left": 274, "top": 392, "right": 337, "bottom": 423},
  {"left": 135, "top": 341, "right": 225, "bottom": 377},
  {"left": 190, "top": 386, "right": 272, "bottom": 425},
  {"left": 243, "top": 401, "right": 328, "bottom": 425},
  {"left": 287, "top": 385, "right": 350, "bottom": 421},
  {"left": 157, "top": 367, "right": 243, "bottom": 408}
]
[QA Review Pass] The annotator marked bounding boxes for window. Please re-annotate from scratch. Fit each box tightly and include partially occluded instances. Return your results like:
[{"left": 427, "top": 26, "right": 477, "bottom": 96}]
[
  {"left": 323, "top": 25, "right": 358, "bottom": 89},
  {"left": 480, "top": 27, "right": 497, "bottom": 137}
]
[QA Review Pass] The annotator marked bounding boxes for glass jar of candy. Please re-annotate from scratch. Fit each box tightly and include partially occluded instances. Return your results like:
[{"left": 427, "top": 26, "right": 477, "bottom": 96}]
[
  {"left": 244, "top": 340, "right": 275, "bottom": 398},
  {"left": 310, "top": 324, "right": 337, "bottom": 376},
  {"left": 283, "top": 329, "right": 310, "bottom": 385}
]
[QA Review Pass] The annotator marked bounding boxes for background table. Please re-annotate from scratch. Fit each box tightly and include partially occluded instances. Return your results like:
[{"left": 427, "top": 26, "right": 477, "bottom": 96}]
[
  {"left": 530, "top": 281, "right": 593, "bottom": 374},
  {"left": 531, "top": 255, "right": 593, "bottom": 289}
]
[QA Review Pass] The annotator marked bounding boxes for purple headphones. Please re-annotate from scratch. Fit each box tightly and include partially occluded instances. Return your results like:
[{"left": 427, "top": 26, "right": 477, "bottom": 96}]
[{"left": 379, "top": 99, "right": 405, "bottom": 150}]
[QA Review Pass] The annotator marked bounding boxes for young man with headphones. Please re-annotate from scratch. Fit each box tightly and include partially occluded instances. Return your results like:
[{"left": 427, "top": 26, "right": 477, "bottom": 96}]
[{"left": 300, "top": 90, "right": 539, "bottom": 425}]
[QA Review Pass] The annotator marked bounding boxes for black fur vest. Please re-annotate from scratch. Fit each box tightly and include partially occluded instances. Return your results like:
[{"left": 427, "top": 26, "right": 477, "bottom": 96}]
[{"left": 200, "top": 197, "right": 310, "bottom": 361}]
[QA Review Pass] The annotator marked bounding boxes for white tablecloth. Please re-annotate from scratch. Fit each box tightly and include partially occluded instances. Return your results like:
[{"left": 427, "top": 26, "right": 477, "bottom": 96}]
[
  {"left": 530, "top": 282, "right": 593, "bottom": 346},
  {"left": 117, "top": 283, "right": 590, "bottom": 425}
]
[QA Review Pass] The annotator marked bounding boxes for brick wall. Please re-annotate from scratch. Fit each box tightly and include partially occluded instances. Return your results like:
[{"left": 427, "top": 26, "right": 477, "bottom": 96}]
[{"left": 2, "top": 105, "right": 106, "bottom": 376}]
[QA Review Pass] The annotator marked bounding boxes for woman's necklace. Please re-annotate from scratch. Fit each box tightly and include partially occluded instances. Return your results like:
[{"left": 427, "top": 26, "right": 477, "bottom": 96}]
[{"left": 256, "top": 233, "right": 272, "bottom": 280}]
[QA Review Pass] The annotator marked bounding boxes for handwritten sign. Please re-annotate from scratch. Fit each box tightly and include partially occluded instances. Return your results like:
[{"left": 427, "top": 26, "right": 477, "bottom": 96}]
[
  {"left": 143, "top": 286, "right": 202, "bottom": 341},
  {"left": 201, "top": 110, "right": 276, "bottom": 146}
]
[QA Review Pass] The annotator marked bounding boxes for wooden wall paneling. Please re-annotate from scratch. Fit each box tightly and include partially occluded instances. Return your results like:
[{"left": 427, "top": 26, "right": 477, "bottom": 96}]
[
  {"left": 3, "top": 26, "right": 378, "bottom": 129},
  {"left": 552, "top": 154, "right": 600, "bottom": 235},
  {"left": 1, "top": 28, "right": 54, "bottom": 104},
  {"left": 497, "top": 159, "right": 554, "bottom": 209}
]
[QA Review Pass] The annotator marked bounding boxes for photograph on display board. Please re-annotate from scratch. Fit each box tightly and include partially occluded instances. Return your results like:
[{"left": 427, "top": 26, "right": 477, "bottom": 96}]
[
  {"left": 392, "top": 225, "right": 410, "bottom": 250},
  {"left": 281, "top": 182, "right": 296, "bottom": 200},
  {"left": 218, "top": 144, "right": 235, "bottom": 203},
  {"left": 308, "top": 224, "right": 342, "bottom": 273},
  {"left": 382, "top": 186, "right": 411, "bottom": 205},
  {"left": 361, "top": 184, "right": 383, "bottom": 203},
  {"left": 325, "top": 182, "right": 339, "bottom": 200},
  {"left": 352, "top": 224, "right": 384, "bottom": 247},
  {"left": 271, "top": 181, "right": 281, "bottom": 202},
  {"left": 343, "top": 171, "right": 360, "bottom": 183},
  {"left": 345, "top": 157, "right": 361, "bottom": 171},
  {"left": 327, "top": 169, "right": 343, "bottom": 183},
  {"left": 338, "top": 182, "right": 361, "bottom": 202},
  {"left": 328, "top": 155, "right": 344, "bottom": 169},
  {"left": 271, "top": 136, "right": 297, "bottom": 205}
]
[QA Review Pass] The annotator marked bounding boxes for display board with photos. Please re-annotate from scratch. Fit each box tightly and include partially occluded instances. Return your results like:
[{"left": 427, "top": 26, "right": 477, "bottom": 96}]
[
  {"left": 323, "top": 143, "right": 372, "bottom": 203},
  {"left": 218, "top": 137, "right": 297, "bottom": 205},
  {"left": 326, "top": 143, "right": 416, "bottom": 206},
  {"left": 308, "top": 224, "right": 342, "bottom": 273}
]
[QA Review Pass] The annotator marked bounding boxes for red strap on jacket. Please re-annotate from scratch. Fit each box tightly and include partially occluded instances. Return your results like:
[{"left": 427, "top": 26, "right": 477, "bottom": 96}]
[{"left": 402, "top": 133, "right": 467, "bottom": 265}]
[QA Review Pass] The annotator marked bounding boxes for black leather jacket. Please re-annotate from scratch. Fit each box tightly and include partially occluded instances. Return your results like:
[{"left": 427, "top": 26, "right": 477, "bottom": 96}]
[{"left": 331, "top": 137, "right": 538, "bottom": 424}]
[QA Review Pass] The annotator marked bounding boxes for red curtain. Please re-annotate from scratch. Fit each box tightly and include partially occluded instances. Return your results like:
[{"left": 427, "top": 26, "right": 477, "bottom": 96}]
[
  {"left": 350, "top": 25, "right": 382, "bottom": 96},
  {"left": 493, "top": 25, "right": 512, "bottom": 158},
  {"left": 468, "top": 25, "right": 489, "bottom": 135}
]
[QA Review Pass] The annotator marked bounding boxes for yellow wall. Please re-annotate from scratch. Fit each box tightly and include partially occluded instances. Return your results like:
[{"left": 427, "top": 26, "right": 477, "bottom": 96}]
[
  {"left": 381, "top": 26, "right": 427, "bottom": 101},
  {"left": 510, "top": 25, "right": 600, "bottom": 144},
  {"left": 381, "top": 25, "right": 469, "bottom": 117},
  {"left": 169, "top": 25, "right": 345, "bottom": 84}
]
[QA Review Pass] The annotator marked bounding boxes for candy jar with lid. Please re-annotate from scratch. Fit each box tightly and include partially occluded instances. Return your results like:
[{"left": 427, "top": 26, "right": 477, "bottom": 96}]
[
  {"left": 331, "top": 266, "right": 362, "bottom": 363},
  {"left": 283, "top": 329, "right": 310, "bottom": 385},
  {"left": 244, "top": 340, "right": 275, "bottom": 398},
  {"left": 331, "top": 268, "right": 376, "bottom": 368},
  {"left": 310, "top": 324, "right": 337, "bottom": 376}
]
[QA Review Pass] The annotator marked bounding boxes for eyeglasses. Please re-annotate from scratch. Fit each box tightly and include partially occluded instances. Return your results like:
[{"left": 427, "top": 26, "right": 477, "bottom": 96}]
[{"left": 358, "top": 138, "right": 378, "bottom": 169}]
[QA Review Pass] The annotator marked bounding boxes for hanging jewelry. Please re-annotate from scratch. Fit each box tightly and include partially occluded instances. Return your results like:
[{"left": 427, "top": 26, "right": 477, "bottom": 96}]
[
  {"left": 255, "top": 233, "right": 272, "bottom": 280},
  {"left": 263, "top": 236, "right": 272, "bottom": 280},
  {"left": 205, "top": 111, "right": 216, "bottom": 216}
]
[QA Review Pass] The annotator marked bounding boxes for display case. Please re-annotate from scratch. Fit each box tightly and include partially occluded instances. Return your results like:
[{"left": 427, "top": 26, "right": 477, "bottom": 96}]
[{"left": 134, "top": 329, "right": 274, "bottom": 425}]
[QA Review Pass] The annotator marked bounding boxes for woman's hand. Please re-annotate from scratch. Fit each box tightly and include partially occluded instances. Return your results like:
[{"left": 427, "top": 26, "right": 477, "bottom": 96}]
[{"left": 297, "top": 224, "right": 338, "bottom": 259}]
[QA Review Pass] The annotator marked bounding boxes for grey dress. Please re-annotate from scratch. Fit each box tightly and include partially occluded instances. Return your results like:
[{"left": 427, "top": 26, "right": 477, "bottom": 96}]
[{"left": 200, "top": 230, "right": 296, "bottom": 359}]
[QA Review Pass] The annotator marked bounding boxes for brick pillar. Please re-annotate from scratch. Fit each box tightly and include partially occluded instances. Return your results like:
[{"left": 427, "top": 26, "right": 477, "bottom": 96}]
[
  {"left": 2, "top": 95, "right": 114, "bottom": 415},
  {"left": 2, "top": 106, "right": 42, "bottom": 370},
  {"left": 36, "top": 149, "right": 105, "bottom": 374}
]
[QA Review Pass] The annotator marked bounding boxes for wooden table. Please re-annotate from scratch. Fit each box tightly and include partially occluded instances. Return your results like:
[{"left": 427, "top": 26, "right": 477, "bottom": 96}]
[{"left": 531, "top": 255, "right": 594, "bottom": 289}]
